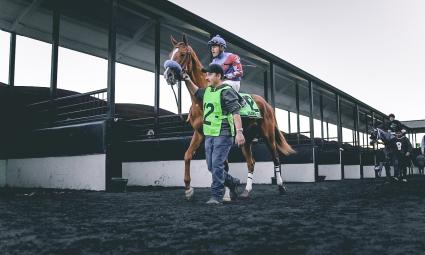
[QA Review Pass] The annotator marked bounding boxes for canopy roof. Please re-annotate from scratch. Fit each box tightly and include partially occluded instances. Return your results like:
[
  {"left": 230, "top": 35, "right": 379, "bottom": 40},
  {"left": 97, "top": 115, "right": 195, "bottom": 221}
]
[{"left": 0, "top": 0, "right": 390, "bottom": 131}]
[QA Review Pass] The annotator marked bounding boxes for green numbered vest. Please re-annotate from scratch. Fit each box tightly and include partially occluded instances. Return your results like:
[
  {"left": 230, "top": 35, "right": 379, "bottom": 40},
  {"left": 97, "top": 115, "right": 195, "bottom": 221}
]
[{"left": 203, "top": 85, "right": 235, "bottom": 137}]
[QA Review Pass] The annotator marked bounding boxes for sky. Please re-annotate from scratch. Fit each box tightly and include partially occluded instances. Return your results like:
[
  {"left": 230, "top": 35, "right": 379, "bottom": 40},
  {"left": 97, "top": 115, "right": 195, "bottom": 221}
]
[{"left": 170, "top": 0, "right": 425, "bottom": 121}]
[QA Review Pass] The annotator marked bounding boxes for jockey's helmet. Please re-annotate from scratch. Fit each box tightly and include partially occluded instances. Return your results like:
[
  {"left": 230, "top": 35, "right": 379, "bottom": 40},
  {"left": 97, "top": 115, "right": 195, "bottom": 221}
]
[{"left": 208, "top": 35, "right": 227, "bottom": 49}]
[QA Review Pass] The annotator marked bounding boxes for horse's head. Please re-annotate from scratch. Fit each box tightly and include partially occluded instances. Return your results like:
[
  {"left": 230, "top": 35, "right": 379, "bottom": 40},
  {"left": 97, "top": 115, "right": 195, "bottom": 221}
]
[
  {"left": 369, "top": 128, "right": 379, "bottom": 145},
  {"left": 164, "top": 34, "right": 194, "bottom": 85},
  {"left": 369, "top": 127, "right": 395, "bottom": 146}
]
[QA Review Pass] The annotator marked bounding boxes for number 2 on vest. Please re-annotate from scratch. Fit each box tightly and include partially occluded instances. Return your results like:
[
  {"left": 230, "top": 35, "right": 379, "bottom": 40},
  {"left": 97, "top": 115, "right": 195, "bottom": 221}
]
[{"left": 203, "top": 103, "right": 214, "bottom": 125}]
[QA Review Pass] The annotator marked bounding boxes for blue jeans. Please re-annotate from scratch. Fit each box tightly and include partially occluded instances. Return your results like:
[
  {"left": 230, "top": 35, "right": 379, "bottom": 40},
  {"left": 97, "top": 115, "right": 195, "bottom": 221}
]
[{"left": 205, "top": 135, "right": 239, "bottom": 200}]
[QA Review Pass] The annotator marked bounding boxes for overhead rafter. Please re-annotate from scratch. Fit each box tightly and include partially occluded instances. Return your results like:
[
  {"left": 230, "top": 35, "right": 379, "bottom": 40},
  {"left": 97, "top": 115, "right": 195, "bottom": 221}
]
[
  {"left": 116, "top": 19, "right": 155, "bottom": 59},
  {"left": 10, "top": 0, "right": 42, "bottom": 31}
]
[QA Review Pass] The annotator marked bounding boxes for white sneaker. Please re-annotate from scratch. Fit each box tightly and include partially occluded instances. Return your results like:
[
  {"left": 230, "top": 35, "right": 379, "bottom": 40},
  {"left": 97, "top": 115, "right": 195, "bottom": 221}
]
[{"left": 206, "top": 197, "right": 222, "bottom": 205}]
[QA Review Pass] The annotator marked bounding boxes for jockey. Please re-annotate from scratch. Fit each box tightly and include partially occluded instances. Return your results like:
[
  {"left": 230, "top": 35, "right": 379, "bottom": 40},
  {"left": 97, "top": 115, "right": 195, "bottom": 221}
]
[
  {"left": 377, "top": 113, "right": 402, "bottom": 134},
  {"left": 208, "top": 35, "right": 243, "bottom": 92},
  {"left": 388, "top": 113, "right": 403, "bottom": 133}
]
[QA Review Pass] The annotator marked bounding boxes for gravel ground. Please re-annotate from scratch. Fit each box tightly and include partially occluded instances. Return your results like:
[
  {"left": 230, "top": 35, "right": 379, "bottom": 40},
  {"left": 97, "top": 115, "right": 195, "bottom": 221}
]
[{"left": 1, "top": 176, "right": 425, "bottom": 255}]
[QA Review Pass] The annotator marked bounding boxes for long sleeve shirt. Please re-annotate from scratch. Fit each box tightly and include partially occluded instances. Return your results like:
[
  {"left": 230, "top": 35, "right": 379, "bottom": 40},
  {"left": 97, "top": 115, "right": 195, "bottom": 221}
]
[
  {"left": 393, "top": 136, "right": 413, "bottom": 157},
  {"left": 211, "top": 52, "right": 243, "bottom": 81}
]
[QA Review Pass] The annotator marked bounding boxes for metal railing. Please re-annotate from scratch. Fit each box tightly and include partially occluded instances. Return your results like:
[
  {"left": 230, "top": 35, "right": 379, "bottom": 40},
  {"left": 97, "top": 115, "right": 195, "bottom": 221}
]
[
  {"left": 26, "top": 88, "right": 108, "bottom": 127},
  {"left": 118, "top": 113, "right": 193, "bottom": 142}
]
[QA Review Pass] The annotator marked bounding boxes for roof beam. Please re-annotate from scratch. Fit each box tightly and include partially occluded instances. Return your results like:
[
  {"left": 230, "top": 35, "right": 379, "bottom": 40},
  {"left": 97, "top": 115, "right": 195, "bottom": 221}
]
[
  {"left": 10, "top": 0, "right": 43, "bottom": 31},
  {"left": 116, "top": 19, "right": 154, "bottom": 58}
]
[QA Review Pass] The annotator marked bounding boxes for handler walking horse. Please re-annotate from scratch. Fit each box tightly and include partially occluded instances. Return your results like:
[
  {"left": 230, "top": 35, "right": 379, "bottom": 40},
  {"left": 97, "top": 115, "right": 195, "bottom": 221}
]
[
  {"left": 369, "top": 128, "right": 395, "bottom": 177},
  {"left": 164, "top": 35, "right": 295, "bottom": 199}
]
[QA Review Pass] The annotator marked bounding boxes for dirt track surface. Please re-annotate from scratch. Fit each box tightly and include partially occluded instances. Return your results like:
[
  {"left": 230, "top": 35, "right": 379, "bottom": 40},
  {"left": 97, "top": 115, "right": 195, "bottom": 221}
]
[{"left": 1, "top": 177, "right": 425, "bottom": 255}]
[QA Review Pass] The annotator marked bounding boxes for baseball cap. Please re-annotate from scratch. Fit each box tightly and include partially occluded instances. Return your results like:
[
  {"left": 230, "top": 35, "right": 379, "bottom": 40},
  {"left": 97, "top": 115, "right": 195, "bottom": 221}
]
[{"left": 201, "top": 64, "right": 224, "bottom": 78}]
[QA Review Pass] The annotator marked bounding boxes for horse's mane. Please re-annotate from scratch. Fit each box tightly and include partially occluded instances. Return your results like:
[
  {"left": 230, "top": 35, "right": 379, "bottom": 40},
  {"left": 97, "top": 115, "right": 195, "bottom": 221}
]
[{"left": 184, "top": 44, "right": 207, "bottom": 89}]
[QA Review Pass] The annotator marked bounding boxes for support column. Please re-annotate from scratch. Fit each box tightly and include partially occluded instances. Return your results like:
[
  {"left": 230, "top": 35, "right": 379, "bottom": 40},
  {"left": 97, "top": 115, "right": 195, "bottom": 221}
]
[
  {"left": 178, "top": 80, "right": 182, "bottom": 115},
  {"left": 154, "top": 20, "right": 160, "bottom": 135},
  {"left": 270, "top": 64, "right": 275, "bottom": 109},
  {"left": 356, "top": 104, "right": 363, "bottom": 178},
  {"left": 320, "top": 93, "right": 324, "bottom": 141},
  {"left": 336, "top": 94, "right": 343, "bottom": 179},
  {"left": 288, "top": 111, "right": 291, "bottom": 134},
  {"left": 50, "top": 4, "right": 60, "bottom": 99},
  {"left": 264, "top": 70, "right": 269, "bottom": 103},
  {"left": 309, "top": 81, "right": 317, "bottom": 181},
  {"left": 107, "top": 0, "right": 117, "bottom": 118},
  {"left": 308, "top": 81, "right": 315, "bottom": 142},
  {"left": 295, "top": 82, "right": 300, "bottom": 144},
  {"left": 326, "top": 121, "right": 329, "bottom": 140},
  {"left": 8, "top": 33, "right": 16, "bottom": 86},
  {"left": 105, "top": 0, "right": 121, "bottom": 191}
]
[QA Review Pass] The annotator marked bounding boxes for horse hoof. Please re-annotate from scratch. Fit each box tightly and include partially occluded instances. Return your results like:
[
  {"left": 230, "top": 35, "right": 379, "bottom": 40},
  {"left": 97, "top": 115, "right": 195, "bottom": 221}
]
[
  {"left": 185, "top": 187, "right": 194, "bottom": 200},
  {"left": 278, "top": 185, "right": 287, "bottom": 195},
  {"left": 240, "top": 189, "right": 251, "bottom": 198},
  {"left": 223, "top": 196, "right": 232, "bottom": 202}
]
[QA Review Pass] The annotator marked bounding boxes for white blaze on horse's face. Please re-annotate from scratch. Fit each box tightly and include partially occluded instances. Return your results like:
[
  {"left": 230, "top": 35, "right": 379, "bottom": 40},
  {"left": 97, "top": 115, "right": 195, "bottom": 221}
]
[
  {"left": 170, "top": 48, "right": 179, "bottom": 61},
  {"left": 164, "top": 48, "right": 180, "bottom": 85}
]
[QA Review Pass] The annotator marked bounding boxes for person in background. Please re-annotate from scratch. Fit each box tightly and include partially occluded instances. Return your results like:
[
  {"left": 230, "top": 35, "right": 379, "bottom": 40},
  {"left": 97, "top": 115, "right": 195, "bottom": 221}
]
[
  {"left": 392, "top": 129, "right": 413, "bottom": 182},
  {"left": 375, "top": 113, "right": 403, "bottom": 180}
]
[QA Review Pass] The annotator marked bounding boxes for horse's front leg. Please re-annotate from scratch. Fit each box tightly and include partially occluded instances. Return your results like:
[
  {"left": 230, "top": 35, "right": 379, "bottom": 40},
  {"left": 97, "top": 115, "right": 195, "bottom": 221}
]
[
  {"left": 184, "top": 130, "right": 204, "bottom": 200},
  {"left": 240, "top": 143, "right": 255, "bottom": 198}
]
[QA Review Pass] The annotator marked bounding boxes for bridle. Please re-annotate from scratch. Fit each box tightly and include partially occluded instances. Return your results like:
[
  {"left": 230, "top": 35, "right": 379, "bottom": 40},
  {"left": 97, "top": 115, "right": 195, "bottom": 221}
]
[
  {"left": 174, "top": 44, "right": 193, "bottom": 75},
  {"left": 165, "top": 44, "right": 193, "bottom": 119}
]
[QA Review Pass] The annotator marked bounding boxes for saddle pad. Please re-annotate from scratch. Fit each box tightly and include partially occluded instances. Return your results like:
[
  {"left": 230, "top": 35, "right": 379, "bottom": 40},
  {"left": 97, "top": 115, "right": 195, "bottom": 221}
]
[{"left": 239, "top": 93, "right": 262, "bottom": 119}]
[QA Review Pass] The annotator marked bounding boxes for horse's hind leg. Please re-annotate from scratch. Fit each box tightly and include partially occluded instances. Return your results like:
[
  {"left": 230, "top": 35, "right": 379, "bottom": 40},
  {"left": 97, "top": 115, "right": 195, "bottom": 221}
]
[
  {"left": 240, "top": 143, "right": 255, "bottom": 198},
  {"left": 264, "top": 135, "right": 286, "bottom": 194}
]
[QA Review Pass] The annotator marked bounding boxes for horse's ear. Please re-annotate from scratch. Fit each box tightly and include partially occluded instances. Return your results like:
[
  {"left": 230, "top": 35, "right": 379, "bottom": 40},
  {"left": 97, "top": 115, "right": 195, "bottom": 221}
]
[
  {"left": 170, "top": 36, "right": 178, "bottom": 46},
  {"left": 182, "top": 34, "right": 188, "bottom": 45}
]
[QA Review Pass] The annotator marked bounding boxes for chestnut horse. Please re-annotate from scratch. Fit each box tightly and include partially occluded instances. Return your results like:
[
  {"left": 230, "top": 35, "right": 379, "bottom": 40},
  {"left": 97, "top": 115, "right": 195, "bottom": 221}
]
[{"left": 164, "top": 35, "right": 295, "bottom": 199}]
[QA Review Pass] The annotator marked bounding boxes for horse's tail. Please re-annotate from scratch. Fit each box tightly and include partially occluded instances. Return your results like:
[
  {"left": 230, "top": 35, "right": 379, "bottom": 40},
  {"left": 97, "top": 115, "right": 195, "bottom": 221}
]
[{"left": 274, "top": 119, "right": 296, "bottom": 156}]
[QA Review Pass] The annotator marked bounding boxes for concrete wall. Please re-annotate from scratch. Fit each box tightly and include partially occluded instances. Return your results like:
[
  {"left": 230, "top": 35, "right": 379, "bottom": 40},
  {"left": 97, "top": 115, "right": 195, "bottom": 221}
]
[
  {"left": 363, "top": 166, "right": 375, "bottom": 178},
  {"left": 123, "top": 160, "right": 275, "bottom": 187},
  {"left": 379, "top": 167, "right": 394, "bottom": 177},
  {"left": 363, "top": 166, "right": 376, "bottom": 178},
  {"left": 0, "top": 160, "right": 6, "bottom": 187},
  {"left": 282, "top": 164, "right": 315, "bottom": 182},
  {"left": 319, "top": 164, "right": 342, "bottom": 181},
  {"left": 6, "top": 154, "right": 106, "bottom": 190},
  {"left": 344, "top": 165, "right": 361, "bottom": 179},
  {"left": 123, "top": 161, "right": 316, "bottom": 187}
]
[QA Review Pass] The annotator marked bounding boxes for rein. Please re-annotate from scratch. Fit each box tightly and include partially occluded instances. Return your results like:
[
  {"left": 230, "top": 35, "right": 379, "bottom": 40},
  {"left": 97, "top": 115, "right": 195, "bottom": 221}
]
[{"left": 168, "top": 46, "right": 193, "bottom": 120}]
